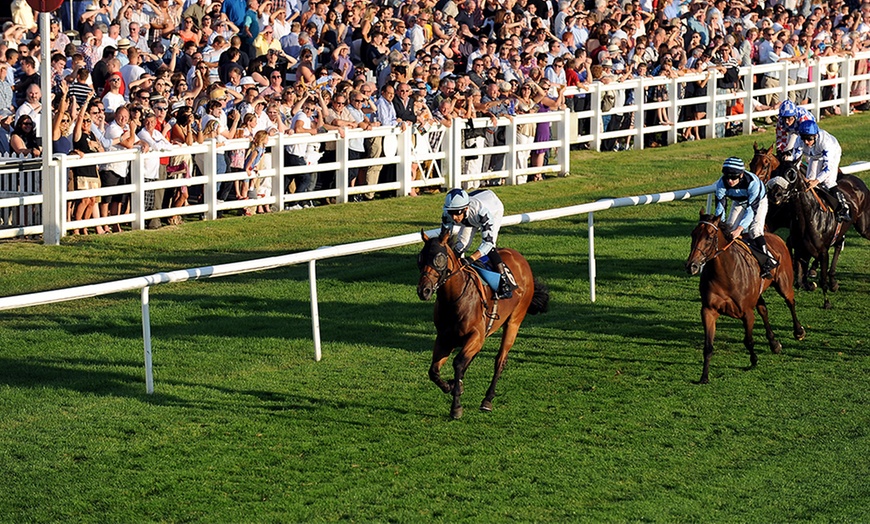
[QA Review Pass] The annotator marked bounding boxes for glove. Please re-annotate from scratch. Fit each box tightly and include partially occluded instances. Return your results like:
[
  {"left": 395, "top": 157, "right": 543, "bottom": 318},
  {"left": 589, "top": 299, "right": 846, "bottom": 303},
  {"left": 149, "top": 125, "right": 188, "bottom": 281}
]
[{"left": 460, "top": 257, "right": 473, "bottom": 268}]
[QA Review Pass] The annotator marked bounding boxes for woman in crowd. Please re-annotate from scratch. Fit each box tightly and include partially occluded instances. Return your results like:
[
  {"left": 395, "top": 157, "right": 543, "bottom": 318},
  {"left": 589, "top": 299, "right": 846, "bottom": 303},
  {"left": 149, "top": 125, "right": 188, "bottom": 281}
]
[
  {"left": 9, "top": 115, "right": 41, "bottom": 156},
  {"left": 71, "top": 100, "right": 106, "bottom": 235}
]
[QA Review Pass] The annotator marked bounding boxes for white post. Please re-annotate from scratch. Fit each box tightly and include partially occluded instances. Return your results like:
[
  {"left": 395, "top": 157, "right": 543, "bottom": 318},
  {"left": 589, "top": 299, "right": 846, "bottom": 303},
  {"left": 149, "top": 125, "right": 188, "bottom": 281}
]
[
  {"left": 309, "top": 260, "right": 322, "bottom": 361},
  {"left": 141, "top": 286, "right": 154, "bottom": 394},
  {"left": 588, "top": 211, "right": 596, "bottom": 303},
  {"left": 556, "top": 108, "right": 570, "bottom": 176},
  {"left": 40, "top": 12, "right": 57, "bottom": 245}
]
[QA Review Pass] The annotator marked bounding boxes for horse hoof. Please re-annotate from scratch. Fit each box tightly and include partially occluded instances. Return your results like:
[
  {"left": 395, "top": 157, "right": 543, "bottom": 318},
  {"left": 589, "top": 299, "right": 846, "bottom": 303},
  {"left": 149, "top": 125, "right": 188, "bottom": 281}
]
[
  {"left": 450, "top": 407, "right": 463, "bottom": 419},
  {"left": 823, "top": 300, "right": 832, "bottom": 310},
  {"left": 770, "top": 341, "right": 782, "bottom": 354},
  {"left": 794, "top": 328, "right": 806, "bottom": 341},
  {"left": 698, "top": 376, "right": 709, "bottom": 385},
  {"left": 831, "top": 281, "right": 839, "bottom": 292},
  {"left": 480, "top": 400, "right": 493, "bottom": 412}
]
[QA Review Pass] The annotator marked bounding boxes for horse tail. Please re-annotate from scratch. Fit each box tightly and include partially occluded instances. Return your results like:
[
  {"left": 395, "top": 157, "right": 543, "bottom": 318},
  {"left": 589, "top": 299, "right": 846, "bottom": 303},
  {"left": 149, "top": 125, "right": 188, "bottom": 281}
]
[{"left": 528, "top": 278, "right": 550, "bottom": 315}]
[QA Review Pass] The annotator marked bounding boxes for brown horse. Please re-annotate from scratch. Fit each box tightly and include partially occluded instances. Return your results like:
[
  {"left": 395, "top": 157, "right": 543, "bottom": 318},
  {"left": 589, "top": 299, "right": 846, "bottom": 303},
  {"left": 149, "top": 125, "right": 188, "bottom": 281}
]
[
  {"left": 749, "top": 142, "right": 780, "bottom": 183},
  {"left": 417, "top": 230, "right": 550, "bottom": 419},
  {"left": 685, "top": 211, "right": 805, "bottom": 384}
]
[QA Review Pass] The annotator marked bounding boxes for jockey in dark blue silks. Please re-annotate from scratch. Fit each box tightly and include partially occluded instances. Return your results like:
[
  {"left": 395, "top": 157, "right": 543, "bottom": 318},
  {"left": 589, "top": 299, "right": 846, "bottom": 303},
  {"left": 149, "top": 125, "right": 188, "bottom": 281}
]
[
  {"left": 441, "top": 188, "right": 518, "bottom": 298},
  {"left": 714, "top": 157, "right": 779, "bottom": 278}
]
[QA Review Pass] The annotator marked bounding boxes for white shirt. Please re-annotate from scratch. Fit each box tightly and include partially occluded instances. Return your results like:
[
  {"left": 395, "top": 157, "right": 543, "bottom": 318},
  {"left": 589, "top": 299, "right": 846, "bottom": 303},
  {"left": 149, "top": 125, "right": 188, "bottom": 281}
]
[{"left": 137, "top": 128, "right": 174, "bottom": 179}]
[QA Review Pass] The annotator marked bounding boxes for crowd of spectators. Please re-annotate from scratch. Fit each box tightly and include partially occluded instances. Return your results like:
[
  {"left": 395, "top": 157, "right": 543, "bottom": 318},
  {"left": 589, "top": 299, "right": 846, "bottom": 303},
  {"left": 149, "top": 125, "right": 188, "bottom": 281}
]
[{"left": 1, "top": 0, "right": 870, "bottom": 231}]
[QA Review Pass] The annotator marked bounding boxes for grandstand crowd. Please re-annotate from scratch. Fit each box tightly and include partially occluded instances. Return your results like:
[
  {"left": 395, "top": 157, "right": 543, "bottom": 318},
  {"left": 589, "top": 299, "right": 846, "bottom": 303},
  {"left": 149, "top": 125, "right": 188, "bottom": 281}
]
[{"left": 2, "top": 0, "right": 869, "bottom": 231}]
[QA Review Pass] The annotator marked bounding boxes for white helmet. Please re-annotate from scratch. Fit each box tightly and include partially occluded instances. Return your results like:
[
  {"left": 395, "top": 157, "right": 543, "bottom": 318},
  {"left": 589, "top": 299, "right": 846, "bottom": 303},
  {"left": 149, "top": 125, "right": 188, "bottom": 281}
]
[{"left": 444, "top": 189, "right": 470, "bottom": 211}]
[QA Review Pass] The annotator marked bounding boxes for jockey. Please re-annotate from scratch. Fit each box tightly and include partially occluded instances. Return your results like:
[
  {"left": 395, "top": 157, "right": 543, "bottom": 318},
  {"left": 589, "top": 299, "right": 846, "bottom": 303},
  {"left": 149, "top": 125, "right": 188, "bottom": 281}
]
[
  {"left": 441, "top": 188, "right": 518, "bottom": 298},
  {"left": 775, "top": 100, "right": 815, "bottom": 161},
  {"left": 714, "top": 157, "right": 779, "bottom": 278},
  {"left": 793, "top": 120, "right": 851, "bottom": 222}
]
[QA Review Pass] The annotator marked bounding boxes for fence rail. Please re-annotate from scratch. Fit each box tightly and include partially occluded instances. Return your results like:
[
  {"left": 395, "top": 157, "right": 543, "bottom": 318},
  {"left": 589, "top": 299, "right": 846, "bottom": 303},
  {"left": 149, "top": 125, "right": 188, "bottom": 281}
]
[{"left": 1, "top": 51, "right": 868, "bottom": 243}]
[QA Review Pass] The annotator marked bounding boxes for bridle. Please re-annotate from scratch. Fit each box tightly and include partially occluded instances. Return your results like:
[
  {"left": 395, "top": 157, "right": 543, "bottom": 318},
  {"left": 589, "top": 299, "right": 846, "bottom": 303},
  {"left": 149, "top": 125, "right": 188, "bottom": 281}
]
[
  {"left": 692, "top": 220, "right": 736, "bottom": 265},
  {"left": 419, "top": 243, "right": 471, "bottom": 295}
]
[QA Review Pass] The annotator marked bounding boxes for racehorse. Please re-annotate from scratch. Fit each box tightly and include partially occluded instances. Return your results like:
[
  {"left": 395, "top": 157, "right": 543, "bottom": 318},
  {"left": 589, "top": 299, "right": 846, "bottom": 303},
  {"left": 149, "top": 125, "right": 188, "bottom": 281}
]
[
  {"left": 767, "top": 169, "right": 870, "bottom": 308},
  {"left": 685, "top": 210, "right": 805, "bottom": 384},
  {"left": 749, "top": 142, "right": 792, "bottom": 233},
  {"left": 417, "top": 230, "right": 550, "bottom": 419}
]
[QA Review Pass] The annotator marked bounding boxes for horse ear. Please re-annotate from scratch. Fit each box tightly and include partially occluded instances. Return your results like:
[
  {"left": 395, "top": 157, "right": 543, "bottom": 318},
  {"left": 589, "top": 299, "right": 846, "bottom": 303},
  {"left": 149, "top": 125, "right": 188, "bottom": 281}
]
[
  {"left": 767, "top": 144, "right": 775, "bottom": 155},
  {"left": 438, "top": 229, "right": 451, "bottom": 244},
  {"left": 699, "top": 207, "right": 706, "bottom": 218},
  {"left": 421, "top": 229, "right": 430, "bottom": 242},
  {"left": 753, "top": 141, "right": 759, "bottom": 151}
]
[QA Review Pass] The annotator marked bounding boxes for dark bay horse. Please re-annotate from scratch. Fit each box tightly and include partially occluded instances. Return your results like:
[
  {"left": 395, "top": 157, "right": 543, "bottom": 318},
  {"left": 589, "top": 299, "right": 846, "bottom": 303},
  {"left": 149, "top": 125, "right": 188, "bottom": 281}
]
[
  {"left": 685, "top": 211, "right": 805, "bottom": 384},
  {"left": 417, "top": 231, "right": 550, "bottom": 419},
  {"left": 767, "top": 169, "right": 870, "bottom": 308},
  {"left": 749, "top": 142, "right": 792, "bottom": 233}
]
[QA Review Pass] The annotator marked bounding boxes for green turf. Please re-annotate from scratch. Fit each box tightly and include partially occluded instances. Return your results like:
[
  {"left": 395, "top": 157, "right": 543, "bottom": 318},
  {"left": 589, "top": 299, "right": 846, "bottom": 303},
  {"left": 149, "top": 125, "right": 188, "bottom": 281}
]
[{"left": 0, "top": 114, "right": 868, "bottom": 522}]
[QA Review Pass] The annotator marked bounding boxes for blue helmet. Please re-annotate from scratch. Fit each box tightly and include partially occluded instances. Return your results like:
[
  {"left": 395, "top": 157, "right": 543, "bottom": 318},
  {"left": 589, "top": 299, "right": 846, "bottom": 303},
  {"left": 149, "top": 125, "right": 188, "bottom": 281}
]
[
  {"left": 444, "top": 189, "right": 470, "bottom": 211},
  {"left": 722, "top": 157, "right": 745, "bottom": 178},
  {"left": 779, "top": 100, "right": 797, "bottom": 119},
  {"left": 798, "top": 120, "right": 819, "bottom": 138}
]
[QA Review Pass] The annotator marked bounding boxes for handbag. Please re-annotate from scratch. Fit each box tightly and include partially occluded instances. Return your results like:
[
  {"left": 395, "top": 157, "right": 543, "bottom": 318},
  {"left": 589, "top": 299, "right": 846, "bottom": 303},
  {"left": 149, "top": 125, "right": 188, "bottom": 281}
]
[{"left": 228, "top": 148, "right": 245, "bottom": 169}]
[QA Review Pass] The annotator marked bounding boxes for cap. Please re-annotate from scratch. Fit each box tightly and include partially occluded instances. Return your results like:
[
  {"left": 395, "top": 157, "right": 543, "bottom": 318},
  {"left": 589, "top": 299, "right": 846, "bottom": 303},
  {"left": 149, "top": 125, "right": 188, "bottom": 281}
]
[{"left": 0, "top": 108, "right": 14, "bottom": 118}]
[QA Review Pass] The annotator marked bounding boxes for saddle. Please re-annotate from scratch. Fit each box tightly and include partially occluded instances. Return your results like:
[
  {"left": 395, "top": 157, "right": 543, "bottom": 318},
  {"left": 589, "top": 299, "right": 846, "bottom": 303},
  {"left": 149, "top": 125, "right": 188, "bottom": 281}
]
[
  {"left": 811, "top": 185, "right": 838, "bottom": 213},
  {"left": 735, "top": 236, "right": 775, "bottom": 273}
]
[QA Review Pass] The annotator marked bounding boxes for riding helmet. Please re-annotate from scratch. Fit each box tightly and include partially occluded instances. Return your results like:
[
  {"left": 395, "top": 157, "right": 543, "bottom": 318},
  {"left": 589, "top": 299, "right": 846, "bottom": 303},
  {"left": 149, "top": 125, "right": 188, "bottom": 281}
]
[
  {"left": 798, "top": 120, "right": 819, "bottom": 139},
  {"left": 722, "top": 157, "right": 745, "bottom": 177},
  {"left": 778, "top": 100, "right": 797, "bottom": 119},
  {"left": 444, "top": 189, "right": 470, "bottom": 211}
]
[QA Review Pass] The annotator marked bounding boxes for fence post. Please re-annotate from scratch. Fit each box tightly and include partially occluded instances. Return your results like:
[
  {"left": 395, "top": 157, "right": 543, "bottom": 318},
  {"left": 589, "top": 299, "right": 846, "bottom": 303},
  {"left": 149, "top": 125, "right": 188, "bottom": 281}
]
[
  {"left": 505, "top": 117, "right": 517, "bottom": 185},
  {"left": 554, "top": 109, "right": 570, "bottom": 176},
  {"left": 588, "top": 211, "right": 596, "bottom": 303},
  {"left": 707, "top": 71, "right": 717, "bottom": 140},
  {"left": 450, "top": 120, "right": 464, "bottom": 189},
  {"left": 634, "top": 79, "right": 644, "bottom": 150},
  {"left": 43, "top": 155, "right": 63, "bottom": 245},
  {"left": 203, "top": 139, "right": 218, "bottom": 221},
  {"left": 141, "top": 286, "right": 154, "bottom": 394},
  {"left": 744, "top": 66, "right": 755, "bottom": 136},
  {"left": 336, "top": 131, "right": 349, "bottom": 203},
  {"left": 272, "top": 133, "right": 285, "bottom": 211},
  {"left": 131, "top": 148, "right": 145, "bottom": 231},
  {"left": 591, "top": 86, "right": 602, "bottom": 152},
  {"left": 398, "top": 127, "right": 413, "bottom": 196},
  {"left": 309, "top": 260, "right": 322, "bottom": 362},
  {"left": 669, "top": 77, "right": 680, "bottom": 145},
  {"left": 841, "top": 55, "right": 852, "bottom": 116},
  {"left": 811, "top": 61, "right": 823, "bottom": 120}
]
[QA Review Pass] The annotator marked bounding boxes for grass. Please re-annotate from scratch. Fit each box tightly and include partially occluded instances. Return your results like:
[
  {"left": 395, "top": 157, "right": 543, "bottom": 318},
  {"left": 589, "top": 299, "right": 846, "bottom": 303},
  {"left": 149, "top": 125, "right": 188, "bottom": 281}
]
[{"left": 0, "top": 113, "right": 869, "bottom": 522}]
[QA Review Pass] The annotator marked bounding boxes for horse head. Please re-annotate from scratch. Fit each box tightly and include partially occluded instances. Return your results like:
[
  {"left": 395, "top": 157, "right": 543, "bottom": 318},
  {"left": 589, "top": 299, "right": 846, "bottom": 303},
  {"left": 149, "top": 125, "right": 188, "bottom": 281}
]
[
  {"left": 417, "top": 230, "right": 460, "bottom": 301},
  {"left": 686, "top": 209, "right": 724, "bottom": 275},
  {"left": 750, "top": 142, "right": 779, "bottom": 183},
  {"left": 767, "top": 164, "right": 801, "bottom": 206}
]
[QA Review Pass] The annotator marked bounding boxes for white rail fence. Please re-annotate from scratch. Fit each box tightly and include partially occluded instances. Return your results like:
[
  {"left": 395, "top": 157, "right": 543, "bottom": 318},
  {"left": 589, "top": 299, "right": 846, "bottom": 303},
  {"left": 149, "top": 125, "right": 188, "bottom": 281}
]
[
  {"left": 1, "top": 51, "right": 868, "bottom": 243},
  {"left": 3, "top": 156, "right": 870, "bottom": 393}
]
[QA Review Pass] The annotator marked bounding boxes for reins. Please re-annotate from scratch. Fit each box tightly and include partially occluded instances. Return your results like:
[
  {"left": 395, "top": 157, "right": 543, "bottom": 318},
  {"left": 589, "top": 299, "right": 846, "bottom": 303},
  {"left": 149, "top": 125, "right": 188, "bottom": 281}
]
[
  {"left": 432, "top": 260, "right": 501, "bottom": 332},
  {"left": 697, "top": 220, "right": 736, "bottom": 262}
]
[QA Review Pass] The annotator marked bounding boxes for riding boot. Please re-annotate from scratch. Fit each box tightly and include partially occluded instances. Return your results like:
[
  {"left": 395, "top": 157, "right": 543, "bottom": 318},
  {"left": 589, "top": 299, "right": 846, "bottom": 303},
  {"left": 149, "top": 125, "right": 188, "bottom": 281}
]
[
  {"left": 832, "top": 187, "right": 852, "bottom": 222},
  {"left": 497, "top": 263, "right": 518, "bottom": 299},
  {"left": 753, "top": 236, "right": 778, "bottom": 278}
]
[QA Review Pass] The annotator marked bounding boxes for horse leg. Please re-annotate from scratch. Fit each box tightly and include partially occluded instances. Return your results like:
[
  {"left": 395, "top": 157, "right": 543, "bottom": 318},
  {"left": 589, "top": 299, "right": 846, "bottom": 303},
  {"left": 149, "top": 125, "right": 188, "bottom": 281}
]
[
  {"left": 449, "top": 337, "right": 484, "bottom": 419},
  {"left": 700, "top": 307, "right": 719, "bottom": 384},
  {"left": 742, "top": 313, "right": 758, "bottom": 370},
  {"left": 820, "top": 250, "right": 832, "bottom": 310},
  {"left": 772, "top": 260, "right": 806, "bottom": 342},
  {"left": 828, "top": 238, "right": 844, "bottom": 292},
  {"left": 480, "top": 320, "right": 521, "bottom": 413},
  {"left": 755, "top": 296, "right": 781, "bottom": 354},
  {"left": 428, "top": 337, "right": 453, "bottom": 394}
]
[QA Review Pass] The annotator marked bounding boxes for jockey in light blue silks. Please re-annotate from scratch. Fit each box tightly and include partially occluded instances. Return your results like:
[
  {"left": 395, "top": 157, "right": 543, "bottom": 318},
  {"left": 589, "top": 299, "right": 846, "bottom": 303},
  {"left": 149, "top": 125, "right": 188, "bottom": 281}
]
[
  {"left": 775, "top": 100, "right": 815, "bottom": 161},
  {"left": 441, "top": 188, "right": 518, "bottom": 298},
  {"left": 714, "top": 157, "right": 779, "bottom": 278},
  {"left": 791, "top": 120, "right": 851, "bottom": 222}
]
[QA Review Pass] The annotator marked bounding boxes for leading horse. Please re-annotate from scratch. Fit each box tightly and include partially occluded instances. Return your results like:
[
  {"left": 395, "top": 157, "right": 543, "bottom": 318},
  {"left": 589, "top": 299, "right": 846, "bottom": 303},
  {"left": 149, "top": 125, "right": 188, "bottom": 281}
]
[
  {"left": 417, "top": 231, "right": 550, "bottom": 419},
  {"left": 685, "top": 211, "right": 805, "bottom": 384},
  {"left": 767, "top": 168, "right": 870, "bottom": 308}
]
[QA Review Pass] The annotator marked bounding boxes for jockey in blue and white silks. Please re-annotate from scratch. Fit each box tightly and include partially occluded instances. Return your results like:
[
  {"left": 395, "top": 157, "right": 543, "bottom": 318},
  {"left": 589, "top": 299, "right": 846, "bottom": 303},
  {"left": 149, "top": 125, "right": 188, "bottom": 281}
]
[
  {"left": 775, "top": 100, "right": 815, "bottom": 160},
  {"left": 792, "top": 120, "right": 850, "bottom": 221},
  {"left": 714, "top": 157, "right": 778, "bottom": 277},
  {"left": 441, "top": 188, "right": 517, "bottom": 298}
]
